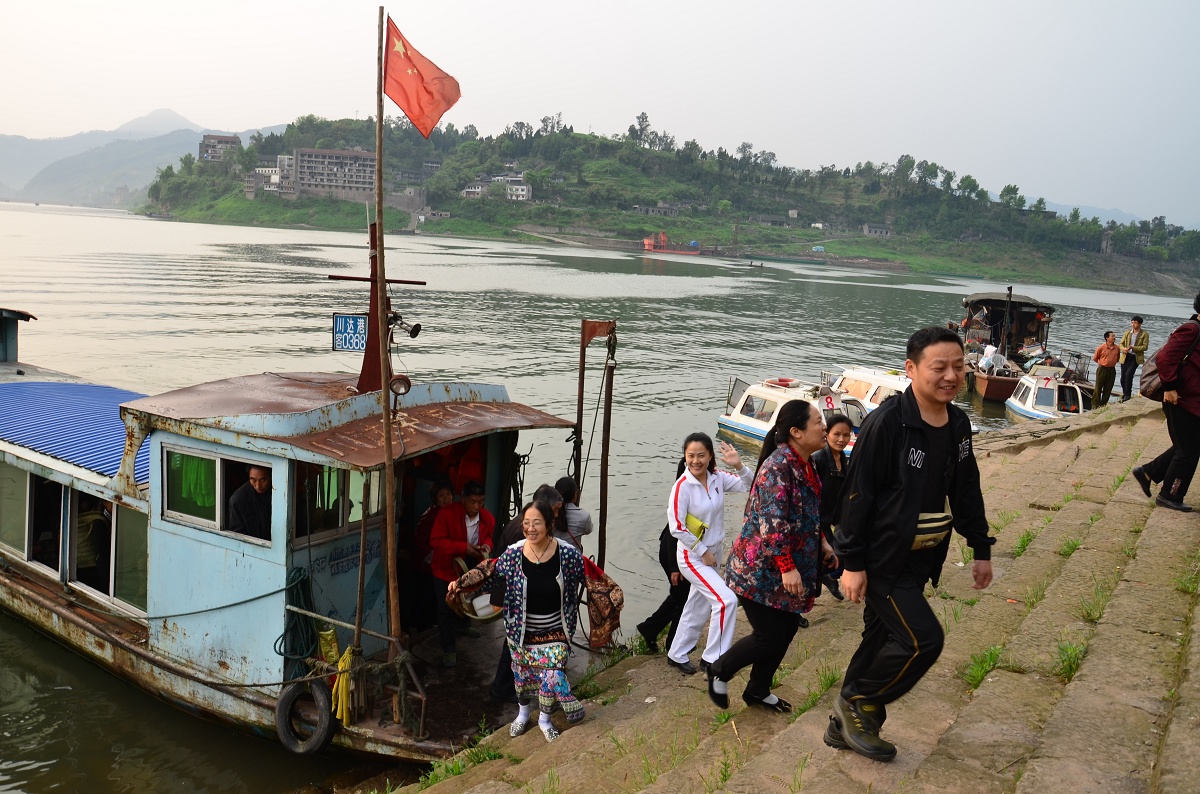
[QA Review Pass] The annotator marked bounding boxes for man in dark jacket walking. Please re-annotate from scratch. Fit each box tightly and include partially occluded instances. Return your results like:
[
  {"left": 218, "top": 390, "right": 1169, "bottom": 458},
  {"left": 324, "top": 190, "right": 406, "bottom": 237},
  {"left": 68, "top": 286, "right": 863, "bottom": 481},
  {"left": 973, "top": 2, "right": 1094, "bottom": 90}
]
[{"left": 827, "top": 327, "right": 995, "bottom": 762}]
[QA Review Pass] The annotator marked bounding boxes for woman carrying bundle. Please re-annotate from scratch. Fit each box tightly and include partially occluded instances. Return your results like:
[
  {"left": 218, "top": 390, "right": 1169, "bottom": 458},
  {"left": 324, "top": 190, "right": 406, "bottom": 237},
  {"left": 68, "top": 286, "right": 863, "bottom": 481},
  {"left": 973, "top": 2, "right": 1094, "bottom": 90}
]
[{"left": 448, "top": 500, "right": 586, "bottom": 742}]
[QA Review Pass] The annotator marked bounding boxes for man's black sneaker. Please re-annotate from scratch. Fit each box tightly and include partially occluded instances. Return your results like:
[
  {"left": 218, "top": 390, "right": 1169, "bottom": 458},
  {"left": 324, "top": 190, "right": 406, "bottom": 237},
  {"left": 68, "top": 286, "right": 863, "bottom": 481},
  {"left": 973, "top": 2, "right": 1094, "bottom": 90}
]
[
  {"left": 1132, "top": 466, "right": 1152, "bottom": 498},
  {"left": 824, "top": 715, "right": 848, "bottom": 749},
  {"left": 1156, "top": 495, "right": 1194, "bottom": 512},
  {"left": 832, "top": 696, "right": 896, "bottom": 762},
  {"left": 667, "top": 657, "right": 697, "bottom": 675}
]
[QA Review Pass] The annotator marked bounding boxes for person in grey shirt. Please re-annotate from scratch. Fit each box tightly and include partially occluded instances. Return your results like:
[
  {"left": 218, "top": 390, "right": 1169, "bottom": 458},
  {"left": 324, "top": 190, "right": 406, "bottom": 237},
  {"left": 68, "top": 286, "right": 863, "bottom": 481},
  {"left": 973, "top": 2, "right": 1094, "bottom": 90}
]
[{"left": 554, "top": 476, "right": 593, "bottom": 551}]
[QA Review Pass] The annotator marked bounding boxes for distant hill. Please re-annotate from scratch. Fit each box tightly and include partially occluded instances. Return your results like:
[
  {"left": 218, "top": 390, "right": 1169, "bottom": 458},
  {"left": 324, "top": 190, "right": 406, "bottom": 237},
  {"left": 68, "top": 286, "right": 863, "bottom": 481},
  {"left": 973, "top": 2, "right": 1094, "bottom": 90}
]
[
  {"left": 116, "top": 109, "right": 202, "bottom": 138},
  {"left": 0, "top": 110, "right": 201, "bottom": 191},
  {"left": 20, "top": 129, "right": 202, "bottom": 207}
]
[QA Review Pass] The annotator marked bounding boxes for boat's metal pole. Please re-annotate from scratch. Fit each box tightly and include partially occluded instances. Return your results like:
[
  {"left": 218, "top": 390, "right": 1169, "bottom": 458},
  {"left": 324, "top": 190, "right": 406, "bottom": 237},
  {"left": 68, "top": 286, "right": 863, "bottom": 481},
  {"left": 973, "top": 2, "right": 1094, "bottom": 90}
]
[
  {"left": 1002, "top": 285, "right": 1013, "bottom": 360},
  {"left": 374, "top": 5, "right": 403, "bottom": 650},
  {"left": 573, "top": 321, "right": 587, "bottom": 488},
  {"left": 353, "top": 474, "right": 370, "bottom": 648},
  {"left": 597, "top": 358, "right": 615, "bottom": 569}
]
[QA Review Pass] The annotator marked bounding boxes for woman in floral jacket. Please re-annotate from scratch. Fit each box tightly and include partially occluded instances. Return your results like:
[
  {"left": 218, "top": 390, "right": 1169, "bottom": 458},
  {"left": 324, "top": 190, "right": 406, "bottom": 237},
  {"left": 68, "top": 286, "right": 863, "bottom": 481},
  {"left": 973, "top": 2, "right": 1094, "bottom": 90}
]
[
  {"left": 708, "top": 400, "right": 835, "bottom": 712},
  {"left": 448, "top": 500, "right": 586, "bottom": 742}
]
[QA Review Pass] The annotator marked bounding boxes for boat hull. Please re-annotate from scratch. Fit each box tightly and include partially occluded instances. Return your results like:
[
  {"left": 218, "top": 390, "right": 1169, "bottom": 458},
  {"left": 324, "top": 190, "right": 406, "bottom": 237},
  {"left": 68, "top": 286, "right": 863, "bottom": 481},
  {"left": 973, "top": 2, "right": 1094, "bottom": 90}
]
[
  {"left": 0, "top": 561, "right": 450, "bottom": 762},
  {"left": 973, "top": 371, "right": 1020, "bottom": 402}
]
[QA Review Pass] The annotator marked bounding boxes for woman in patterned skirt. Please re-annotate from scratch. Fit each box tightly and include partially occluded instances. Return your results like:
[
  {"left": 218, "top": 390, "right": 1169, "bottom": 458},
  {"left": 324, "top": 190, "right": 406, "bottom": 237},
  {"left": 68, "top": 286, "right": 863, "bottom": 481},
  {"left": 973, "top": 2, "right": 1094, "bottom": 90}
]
[{"left": 448, "top": 500, "right": 585, "bottom": 742}]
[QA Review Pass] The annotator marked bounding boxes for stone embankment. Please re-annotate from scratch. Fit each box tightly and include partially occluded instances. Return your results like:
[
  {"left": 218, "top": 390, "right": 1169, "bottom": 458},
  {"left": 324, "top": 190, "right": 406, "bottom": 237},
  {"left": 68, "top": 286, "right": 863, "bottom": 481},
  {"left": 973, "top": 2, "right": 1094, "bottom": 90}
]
[{"left": 367, "top": 399, "right": 1200, "bottom": 793}]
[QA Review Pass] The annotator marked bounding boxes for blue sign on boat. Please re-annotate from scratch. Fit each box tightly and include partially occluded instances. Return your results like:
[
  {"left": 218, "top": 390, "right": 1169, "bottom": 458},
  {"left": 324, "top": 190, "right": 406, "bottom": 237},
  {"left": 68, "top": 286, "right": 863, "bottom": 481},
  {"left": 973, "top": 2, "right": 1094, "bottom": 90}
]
[{"left": 332, "top": 313, "right": 368, "bottom": 352}]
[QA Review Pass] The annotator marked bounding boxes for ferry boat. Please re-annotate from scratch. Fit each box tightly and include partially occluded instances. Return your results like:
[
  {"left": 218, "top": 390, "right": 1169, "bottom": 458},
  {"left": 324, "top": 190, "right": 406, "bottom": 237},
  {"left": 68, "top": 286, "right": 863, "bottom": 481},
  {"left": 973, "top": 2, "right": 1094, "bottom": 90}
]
[
  {"left": 0, "top": 254, "right": 585, "bottom": 761},
  {"left": 1004, "top": 371, "right": 1093, "bottom": 422},
  {"left": 718, "top": 377, "right": 869, "bottom": 444},
  {"left": 958, "top": 289, "right": 1055, "bottom": 402}
]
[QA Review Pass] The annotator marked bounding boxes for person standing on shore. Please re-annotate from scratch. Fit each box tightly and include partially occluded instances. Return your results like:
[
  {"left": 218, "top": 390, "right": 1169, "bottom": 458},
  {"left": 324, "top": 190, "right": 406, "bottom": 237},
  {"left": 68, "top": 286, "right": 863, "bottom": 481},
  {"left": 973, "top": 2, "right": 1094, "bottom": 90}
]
[
  {"left": 1092, "top": 331, "right": 1121, "bottom": 406},
  {"left": 1119, "top": 317, "right": 1150, "bottom": 402},
  {"left": 664, "top": 434, "right": 754, "bottom": 676},
  {"left": 1133, "top": 292, "right": 1200, "bottom": 512},
  {"left": 811, "top": 414, "right": 855, "bottom": 601},
  {"left": 827, "top": 327, "right": 995, "bottom": 762},
  {"left": 708, "top": 401, "right": 833, "bottom": 713}
]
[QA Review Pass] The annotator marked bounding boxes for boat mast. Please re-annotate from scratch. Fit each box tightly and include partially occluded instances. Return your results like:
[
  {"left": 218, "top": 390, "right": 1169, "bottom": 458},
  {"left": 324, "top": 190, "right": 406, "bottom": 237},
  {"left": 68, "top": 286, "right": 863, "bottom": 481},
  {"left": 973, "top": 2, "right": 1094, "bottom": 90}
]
[{"left": 1002, "top": 285, "right": 1013, "bottom": 360}]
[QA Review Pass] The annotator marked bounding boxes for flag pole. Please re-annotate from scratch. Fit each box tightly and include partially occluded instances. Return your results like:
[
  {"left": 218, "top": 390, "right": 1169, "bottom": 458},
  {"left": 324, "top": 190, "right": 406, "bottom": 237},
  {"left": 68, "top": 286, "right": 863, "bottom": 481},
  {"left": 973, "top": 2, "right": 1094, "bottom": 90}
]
[{"left": 375, "top": 5, "right": 403, "bottom": 651}]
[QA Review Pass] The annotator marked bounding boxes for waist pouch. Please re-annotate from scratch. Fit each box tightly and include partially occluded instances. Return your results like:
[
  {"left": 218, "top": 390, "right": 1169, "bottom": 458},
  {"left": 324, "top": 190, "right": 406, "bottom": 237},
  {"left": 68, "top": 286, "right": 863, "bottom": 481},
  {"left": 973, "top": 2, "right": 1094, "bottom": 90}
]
[{"left": 913, "top": 499, "right": 953, "bottom": 550}]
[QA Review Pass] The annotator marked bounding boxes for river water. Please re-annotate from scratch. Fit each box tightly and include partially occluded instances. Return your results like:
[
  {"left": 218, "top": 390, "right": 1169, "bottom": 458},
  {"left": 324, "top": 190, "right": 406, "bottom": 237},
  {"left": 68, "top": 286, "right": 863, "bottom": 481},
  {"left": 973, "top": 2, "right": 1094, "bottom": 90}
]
[{"left": 0, "top": 202, "right": 1191, "bottom": 792}]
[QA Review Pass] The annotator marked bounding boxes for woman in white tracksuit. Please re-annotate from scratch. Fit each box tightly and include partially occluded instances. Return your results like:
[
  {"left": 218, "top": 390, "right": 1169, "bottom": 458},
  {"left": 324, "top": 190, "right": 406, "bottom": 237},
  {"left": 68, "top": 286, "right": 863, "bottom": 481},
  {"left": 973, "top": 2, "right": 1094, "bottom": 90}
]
[{"left": 665, "top": 432, "right": 754, "bottom": 675}]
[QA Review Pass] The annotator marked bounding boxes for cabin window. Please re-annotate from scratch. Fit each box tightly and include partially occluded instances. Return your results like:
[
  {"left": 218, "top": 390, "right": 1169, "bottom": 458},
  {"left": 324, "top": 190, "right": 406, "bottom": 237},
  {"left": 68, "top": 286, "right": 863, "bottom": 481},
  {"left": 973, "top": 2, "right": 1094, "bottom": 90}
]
[
  {"left": 840, "top": 378, "right": 873, "bottom": 401},
  {"left": 72, "top": 491, "right": 112, "bottom": 594},
  {"left": 293, "top": 464, "right": 384, "bottom": 540},
  {"left": 1058, "top": 387, "right": 1081, "bottom": 414},
  {"left": 113, "top": 506, "right": 148, "bottom": 611},
  {"left": 29, "top": 474, "right": 63, "bottom": 572},
  {"left": 165, "top": 450, "right": 217, "bottom": 525},
  {"left": 1034, "top": 387, "right": 1056, "bottom": 408},
  {"left": 163, "top": 447, "right": 273, "bottom": 542},
  {"left": 841, "top": 401, "right": 867, "bottom": 428},
  {"left": 0, "top": 461, "right": 27, "bottom": 553},
  {"left": 873, "top": 387, "right": 899, "bottom": 403}
]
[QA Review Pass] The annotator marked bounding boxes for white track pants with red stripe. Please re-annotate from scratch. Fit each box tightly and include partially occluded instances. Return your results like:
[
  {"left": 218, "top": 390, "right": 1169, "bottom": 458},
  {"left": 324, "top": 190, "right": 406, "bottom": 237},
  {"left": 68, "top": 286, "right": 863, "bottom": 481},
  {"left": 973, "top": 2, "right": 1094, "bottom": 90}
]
[{"left": 666, "top": 546, "right": 738, "bottom": 665}]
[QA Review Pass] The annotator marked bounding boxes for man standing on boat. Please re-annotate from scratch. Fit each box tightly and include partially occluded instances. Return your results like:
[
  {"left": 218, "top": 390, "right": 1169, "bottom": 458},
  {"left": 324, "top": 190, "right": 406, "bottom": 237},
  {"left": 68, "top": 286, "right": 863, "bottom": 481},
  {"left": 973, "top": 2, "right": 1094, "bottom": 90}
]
[
  {"left": 430, "top": 481, "right": 495, "bottom": 668},
  {"left": 228, "top": 464, "right": 272, "bottom": 540},
  {"left": 826, "top": 326, "right": 994, "bottom": 762},
  {"left": 1119, "top": 317, "right": 1150, "bottom": 402},
  {"left": 1093, "top": 331, "right": 1121, "bottom": 406}
]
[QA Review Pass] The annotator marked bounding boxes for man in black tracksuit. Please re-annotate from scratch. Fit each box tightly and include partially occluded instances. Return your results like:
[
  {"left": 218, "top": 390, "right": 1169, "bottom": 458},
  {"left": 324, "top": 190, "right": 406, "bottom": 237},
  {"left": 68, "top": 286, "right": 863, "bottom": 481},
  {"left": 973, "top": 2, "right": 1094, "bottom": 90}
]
[{"left": 826, "top": 326, "right": 995, "bottom": 762}]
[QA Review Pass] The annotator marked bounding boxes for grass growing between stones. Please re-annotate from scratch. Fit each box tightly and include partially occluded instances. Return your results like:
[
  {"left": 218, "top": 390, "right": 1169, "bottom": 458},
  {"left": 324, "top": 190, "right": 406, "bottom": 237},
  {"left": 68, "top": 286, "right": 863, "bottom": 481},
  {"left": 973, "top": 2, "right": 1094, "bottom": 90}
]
[
  {"left": 524, "top": 768, "right": 563, "bottom": 794},
  {"left": 788, "top": 662, "right": 842, "bottom": 724},
  {"left": 1014, "top": 528, "right": 1038, "bottom": 557},
  {"left": 700, "top": 743, "right": 747, "bottom": 794},
  {"left": 1058, "top": 537, "right": 1082, "bottom": 558},
  {"left": 989, "top": 509, "right": 1021, "bottom": 534},
  {"left": 963, "top": 645, "right": 1005, "bottom": 689},
  {"left": 1080, "top": 574, "right": 1118, "bottom": 623},
  {"left": 1023, "top": 578, "right": 1049, "bottom": 611},
  {"left": 1054, "top": 635, "right": 1088, "bottom": 683},
  {"left": 1175, "top": 550, "right": 1200, "bottom": 595},
  {"left": 787, "top": 753, "right": 813, "bottom": 793}
]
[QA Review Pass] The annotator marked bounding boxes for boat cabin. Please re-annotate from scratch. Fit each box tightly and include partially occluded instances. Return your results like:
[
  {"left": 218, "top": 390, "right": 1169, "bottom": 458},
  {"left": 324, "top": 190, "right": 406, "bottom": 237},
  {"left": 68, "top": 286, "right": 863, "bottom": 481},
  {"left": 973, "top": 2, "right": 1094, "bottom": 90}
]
[
  {"left": 960, "top": 292, "right": 1055, "bottom": 360},
  {"left": 718, "top": 377, "right": 867, "bottom": 443}
]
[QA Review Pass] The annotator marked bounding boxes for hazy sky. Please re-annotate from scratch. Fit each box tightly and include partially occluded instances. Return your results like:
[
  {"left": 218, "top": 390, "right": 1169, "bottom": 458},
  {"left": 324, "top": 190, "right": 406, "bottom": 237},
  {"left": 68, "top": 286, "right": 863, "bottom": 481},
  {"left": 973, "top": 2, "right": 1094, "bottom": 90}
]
[{"left": 3, "top": 0, "right": 1197, "bottom": 225}]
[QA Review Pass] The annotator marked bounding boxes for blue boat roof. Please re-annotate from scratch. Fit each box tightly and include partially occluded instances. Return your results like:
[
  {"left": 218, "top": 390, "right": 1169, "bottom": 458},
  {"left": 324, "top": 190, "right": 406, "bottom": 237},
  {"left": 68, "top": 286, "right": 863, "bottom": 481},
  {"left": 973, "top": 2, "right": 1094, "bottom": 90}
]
[{"left": 0, "top": 381, "right": 150, "bottom": 484}]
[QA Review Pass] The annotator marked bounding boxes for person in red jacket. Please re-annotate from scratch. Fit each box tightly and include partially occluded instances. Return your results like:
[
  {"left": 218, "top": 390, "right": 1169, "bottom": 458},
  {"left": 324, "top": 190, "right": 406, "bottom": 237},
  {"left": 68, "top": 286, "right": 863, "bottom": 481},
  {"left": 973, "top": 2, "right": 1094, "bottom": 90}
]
[
  {"left": 430, "top": 481, "right": 495, "bottom": 667},
  {"left": 1134, "top": 292, "right": 1200, "bottom": 512}
]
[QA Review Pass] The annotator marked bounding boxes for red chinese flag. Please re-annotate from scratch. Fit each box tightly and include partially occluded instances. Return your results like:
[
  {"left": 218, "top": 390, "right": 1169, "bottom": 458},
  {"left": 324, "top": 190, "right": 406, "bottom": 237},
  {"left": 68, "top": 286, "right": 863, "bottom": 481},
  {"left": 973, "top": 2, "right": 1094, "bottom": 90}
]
[{"left": 383, "top": 18, "right": 461, "bottom": 138}]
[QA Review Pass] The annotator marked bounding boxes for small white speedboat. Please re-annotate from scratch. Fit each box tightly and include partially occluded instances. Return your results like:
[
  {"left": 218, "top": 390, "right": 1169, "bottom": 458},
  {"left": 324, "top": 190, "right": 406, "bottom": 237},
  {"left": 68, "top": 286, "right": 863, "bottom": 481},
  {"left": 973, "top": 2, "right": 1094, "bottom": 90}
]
[{"left": 1005, "top": 371, "right": 1092, "bottom": 422}]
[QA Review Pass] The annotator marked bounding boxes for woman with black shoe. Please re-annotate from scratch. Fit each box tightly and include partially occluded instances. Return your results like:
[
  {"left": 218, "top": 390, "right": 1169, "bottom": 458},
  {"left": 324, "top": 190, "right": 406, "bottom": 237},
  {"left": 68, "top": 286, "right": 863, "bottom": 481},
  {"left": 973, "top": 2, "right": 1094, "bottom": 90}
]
[
  {"left": 708, "top": 401, "right": 835, "bottom": 713},
  {"left": 811, "top": 414, "right": 854, "bottom": 600}
]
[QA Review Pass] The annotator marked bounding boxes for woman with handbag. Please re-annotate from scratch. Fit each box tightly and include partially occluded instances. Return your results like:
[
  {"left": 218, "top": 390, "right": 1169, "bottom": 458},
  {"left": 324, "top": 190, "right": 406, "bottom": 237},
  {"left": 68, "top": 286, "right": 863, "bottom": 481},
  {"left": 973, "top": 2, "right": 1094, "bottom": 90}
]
[
  {"left": 708, "top": 401, "right": 834, "bottom": 712},
  {"left": 1134, "top": 291, "right": 1200, "bottom": 512},
  {"left": 447, "top": 500, "right": 586, "bottom": 742}
]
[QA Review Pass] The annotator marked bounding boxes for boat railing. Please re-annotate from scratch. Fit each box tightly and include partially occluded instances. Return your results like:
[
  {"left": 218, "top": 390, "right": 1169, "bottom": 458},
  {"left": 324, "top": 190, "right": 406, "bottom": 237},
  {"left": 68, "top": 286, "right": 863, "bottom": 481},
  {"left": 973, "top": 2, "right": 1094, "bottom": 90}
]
[{"left": 284, "top": 604, "right": 427, "bottom": 738}]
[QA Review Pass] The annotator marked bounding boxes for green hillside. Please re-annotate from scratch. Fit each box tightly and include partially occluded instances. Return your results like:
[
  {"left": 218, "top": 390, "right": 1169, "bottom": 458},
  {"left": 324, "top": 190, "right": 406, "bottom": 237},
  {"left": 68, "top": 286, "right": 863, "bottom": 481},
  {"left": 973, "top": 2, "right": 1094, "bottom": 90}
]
[{"left": 141, "top": 113, "right": 1200, "bottom": 294}]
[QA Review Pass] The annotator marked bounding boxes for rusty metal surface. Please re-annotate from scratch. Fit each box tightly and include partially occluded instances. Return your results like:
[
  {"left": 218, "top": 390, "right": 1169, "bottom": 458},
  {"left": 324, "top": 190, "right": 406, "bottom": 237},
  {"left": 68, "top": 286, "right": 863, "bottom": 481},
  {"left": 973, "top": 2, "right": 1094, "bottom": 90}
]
[
  {"left": 122, "top": 372, "right": 358, "bottom": 420},
  {"left": 279, "top": 400, "right": 573, "bottom": 468},
  {"left": 0, "top": 555, "right": 452, "bottom": 761}
]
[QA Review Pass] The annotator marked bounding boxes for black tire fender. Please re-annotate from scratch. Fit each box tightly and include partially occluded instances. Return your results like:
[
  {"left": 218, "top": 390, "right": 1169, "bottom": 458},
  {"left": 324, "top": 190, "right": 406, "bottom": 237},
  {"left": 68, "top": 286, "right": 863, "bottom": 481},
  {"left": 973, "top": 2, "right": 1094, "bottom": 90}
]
[{"left": 275, "top": 679, "right": 335, "bottom": 754}]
